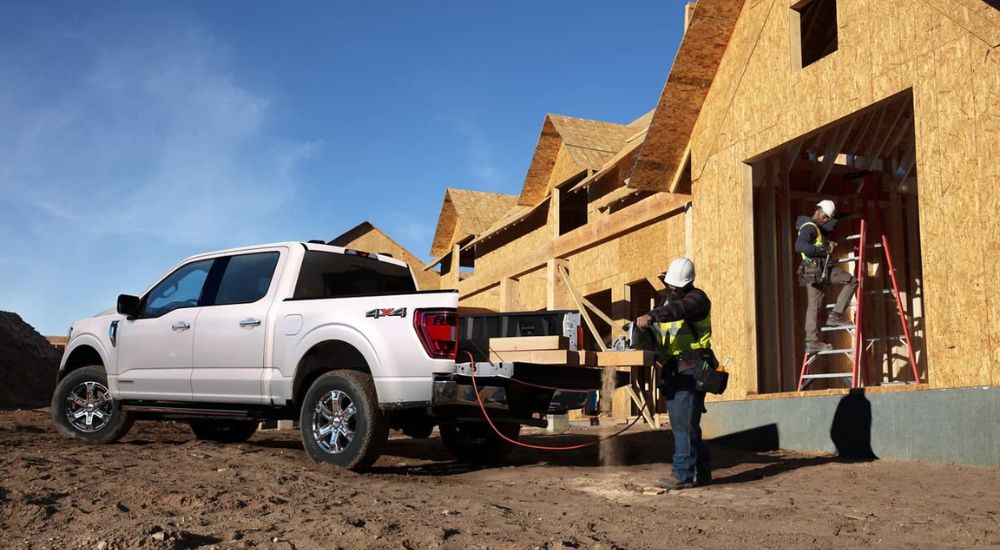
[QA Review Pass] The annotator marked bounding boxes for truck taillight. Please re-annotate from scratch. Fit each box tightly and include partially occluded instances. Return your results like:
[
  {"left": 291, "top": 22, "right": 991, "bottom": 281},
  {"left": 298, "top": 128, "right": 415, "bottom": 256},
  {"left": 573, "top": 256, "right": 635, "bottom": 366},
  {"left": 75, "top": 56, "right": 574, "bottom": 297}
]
[{"left": 413, "top": 309, "right": 457, "bottom": 360}]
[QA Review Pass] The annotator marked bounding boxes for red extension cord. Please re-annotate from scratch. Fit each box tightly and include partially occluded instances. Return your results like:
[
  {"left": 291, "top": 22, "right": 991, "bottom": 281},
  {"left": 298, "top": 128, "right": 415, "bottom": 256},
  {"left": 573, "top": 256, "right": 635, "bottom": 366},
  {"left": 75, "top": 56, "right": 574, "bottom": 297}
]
[{"left": 462, "top": 350, "right": 642, "bottom": 451}]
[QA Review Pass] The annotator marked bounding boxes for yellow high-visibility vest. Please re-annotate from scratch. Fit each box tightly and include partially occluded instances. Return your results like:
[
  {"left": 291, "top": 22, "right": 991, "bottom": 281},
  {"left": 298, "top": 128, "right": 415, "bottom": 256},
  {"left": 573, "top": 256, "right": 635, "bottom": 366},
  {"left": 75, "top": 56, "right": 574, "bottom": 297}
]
[
  {"left": 653, "top": 314, "right": 712, "bottom": 356},
  {"left": 800, "top": 221, "right": 824, "bottom": 262}
]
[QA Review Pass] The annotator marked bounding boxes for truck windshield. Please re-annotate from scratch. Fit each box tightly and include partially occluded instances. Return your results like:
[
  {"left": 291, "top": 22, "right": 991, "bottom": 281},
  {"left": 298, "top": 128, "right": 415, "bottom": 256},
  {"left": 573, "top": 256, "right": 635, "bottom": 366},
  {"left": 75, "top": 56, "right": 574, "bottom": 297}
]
[{"left": 293, "top": 250, "right": 416, "bottom": 299}]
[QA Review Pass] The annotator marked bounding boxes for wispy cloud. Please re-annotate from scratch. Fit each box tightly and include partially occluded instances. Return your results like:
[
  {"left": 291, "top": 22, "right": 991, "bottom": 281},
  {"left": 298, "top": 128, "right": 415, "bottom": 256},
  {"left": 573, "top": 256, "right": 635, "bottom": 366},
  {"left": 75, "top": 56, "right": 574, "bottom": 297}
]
[
  {"left": 0, "top": 14, "right": 319, "bottom": 332},
  {"left": 0, "top": 21, "right": 318, "bottom": 247}
]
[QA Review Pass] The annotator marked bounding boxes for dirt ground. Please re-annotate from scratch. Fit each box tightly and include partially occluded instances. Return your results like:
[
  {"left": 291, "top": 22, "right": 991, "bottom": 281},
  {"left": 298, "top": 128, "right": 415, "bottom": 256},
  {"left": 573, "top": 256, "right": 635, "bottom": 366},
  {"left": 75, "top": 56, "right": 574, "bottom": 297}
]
[{"left": 1, "top": 408, "right": 997, "bottom": 549}]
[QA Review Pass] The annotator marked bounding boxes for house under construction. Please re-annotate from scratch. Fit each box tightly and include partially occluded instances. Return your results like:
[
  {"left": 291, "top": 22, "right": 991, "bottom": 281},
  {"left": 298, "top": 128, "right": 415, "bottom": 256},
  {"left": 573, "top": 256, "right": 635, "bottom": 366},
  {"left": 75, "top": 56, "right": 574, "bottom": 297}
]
[{"left": 358, "top": 0, "right": 1000, "bottom": 465}]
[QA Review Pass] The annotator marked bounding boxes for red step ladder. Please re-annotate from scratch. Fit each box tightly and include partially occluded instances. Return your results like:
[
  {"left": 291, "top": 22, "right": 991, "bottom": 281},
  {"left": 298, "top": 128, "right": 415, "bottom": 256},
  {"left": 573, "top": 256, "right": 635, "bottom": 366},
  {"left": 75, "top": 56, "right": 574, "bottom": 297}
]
[{"left": 798, "top": 172, "right": 921, "bottom": 390}]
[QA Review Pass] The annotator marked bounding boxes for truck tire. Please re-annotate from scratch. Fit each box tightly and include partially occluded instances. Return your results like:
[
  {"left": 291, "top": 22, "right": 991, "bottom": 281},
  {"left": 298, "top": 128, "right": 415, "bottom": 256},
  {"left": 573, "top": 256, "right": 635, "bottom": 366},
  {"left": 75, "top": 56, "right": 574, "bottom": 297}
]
[
  {"left": 51, "top": 366, "right": 134, "bottom": 444},
  {"left": 189, "top": 420, "right": 259, "bottom": 442},
  {"left": 299, "top": 370, "right": 388, "bottom": 471},
  {"left": 440, "top": 422, "right": 520, "bottom": 464}
]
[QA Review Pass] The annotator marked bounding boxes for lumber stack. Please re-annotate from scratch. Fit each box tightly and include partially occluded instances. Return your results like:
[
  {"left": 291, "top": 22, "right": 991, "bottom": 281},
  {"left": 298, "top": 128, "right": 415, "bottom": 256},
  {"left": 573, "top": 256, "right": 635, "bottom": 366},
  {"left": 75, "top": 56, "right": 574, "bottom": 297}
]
[
  {"left": 488, "top": 336, "right": 593, "bottom": 366},
  {"left": 487, "top": 337, "right": 656, "bottom": 369}
]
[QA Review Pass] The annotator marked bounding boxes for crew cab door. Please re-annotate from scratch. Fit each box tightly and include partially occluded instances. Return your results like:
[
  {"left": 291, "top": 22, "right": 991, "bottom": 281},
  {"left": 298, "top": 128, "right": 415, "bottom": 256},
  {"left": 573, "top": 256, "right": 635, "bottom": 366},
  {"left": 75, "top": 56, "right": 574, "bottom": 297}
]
[
  {"left": 190, "top": 250, "right": 282, "bottom": 404},
  {"left": 116, "top": 258, "right": 215, "bottom": 401}
]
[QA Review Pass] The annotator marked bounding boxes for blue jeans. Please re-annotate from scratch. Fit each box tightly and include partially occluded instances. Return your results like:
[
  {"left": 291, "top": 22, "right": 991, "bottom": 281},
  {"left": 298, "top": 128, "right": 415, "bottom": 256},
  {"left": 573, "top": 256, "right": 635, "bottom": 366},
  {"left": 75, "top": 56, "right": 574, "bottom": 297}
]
[{"left": 665, "top": 371, "right": 711, "bottom": 483}]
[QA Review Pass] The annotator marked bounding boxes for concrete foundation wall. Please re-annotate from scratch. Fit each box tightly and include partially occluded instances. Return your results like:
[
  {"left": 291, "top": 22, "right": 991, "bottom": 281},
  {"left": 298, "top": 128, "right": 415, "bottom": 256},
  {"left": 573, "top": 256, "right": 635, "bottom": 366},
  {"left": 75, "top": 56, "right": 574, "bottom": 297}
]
[{"left": 702, "top": 386, "right": 1000, "bottom": 467}]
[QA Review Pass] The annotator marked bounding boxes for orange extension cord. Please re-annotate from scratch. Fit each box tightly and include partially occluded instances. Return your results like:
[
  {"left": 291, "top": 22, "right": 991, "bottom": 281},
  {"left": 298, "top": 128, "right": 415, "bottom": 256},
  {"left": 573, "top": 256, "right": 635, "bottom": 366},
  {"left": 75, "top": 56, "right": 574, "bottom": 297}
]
[{"left": 462, "top": 350, "right": 642, "bottom": 451}]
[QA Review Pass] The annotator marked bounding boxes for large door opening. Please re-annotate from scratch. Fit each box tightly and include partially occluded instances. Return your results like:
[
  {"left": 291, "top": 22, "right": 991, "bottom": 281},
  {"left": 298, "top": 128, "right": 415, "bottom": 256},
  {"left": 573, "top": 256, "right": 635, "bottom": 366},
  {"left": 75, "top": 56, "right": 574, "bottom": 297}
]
[{"left": 749, "top": 90, "right": 927, "bottom": 393}]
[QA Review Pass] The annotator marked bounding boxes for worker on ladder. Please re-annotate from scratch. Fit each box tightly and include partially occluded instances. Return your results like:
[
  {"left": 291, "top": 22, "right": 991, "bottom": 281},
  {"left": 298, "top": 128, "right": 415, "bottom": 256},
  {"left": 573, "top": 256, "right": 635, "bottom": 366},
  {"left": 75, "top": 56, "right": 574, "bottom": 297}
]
[
  {"left": 796, "top": 200, "right": 858, "bottom": 353},
  {"left": 636, "top": 257, "right": 712, "bottom": 490}
]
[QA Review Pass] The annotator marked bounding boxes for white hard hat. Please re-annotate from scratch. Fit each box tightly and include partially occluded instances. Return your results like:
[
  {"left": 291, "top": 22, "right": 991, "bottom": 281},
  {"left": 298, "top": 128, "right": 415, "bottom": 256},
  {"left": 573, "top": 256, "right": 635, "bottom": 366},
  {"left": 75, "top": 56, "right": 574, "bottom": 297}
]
[
  {"left": 664, "top": 257, "right": 695, "bottom": 288},
  {"left": 817, "top": 200, "right": 836, "bottom": 218}
]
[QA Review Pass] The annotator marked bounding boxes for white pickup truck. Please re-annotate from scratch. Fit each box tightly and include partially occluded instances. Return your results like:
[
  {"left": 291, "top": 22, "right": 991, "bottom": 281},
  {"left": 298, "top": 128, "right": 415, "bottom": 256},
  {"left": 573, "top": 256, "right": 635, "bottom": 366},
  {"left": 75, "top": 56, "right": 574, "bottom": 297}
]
[{"left": 52, "top": 241, "right": 534, "bottom": 470}]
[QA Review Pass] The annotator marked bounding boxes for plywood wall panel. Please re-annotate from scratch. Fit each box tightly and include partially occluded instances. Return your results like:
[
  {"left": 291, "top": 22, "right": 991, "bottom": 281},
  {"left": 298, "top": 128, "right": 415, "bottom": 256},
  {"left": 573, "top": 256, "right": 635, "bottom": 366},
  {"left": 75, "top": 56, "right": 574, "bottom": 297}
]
[
  {"left": 692, "top": 143, "right": 758, "bottom": 399},
  {"left": 970, "top": 41, "right": 1000, "bottom": 385},
  {"left": 912, "top": 36, "right": 991, "bottom": 388}
]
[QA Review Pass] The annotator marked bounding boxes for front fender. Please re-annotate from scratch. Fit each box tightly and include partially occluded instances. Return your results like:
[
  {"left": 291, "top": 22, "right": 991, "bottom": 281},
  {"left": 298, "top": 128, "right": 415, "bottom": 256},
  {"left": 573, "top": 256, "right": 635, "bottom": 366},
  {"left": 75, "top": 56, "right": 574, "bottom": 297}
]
[{"left": 60, "top": 332, "right": 112, "bottom": 374}]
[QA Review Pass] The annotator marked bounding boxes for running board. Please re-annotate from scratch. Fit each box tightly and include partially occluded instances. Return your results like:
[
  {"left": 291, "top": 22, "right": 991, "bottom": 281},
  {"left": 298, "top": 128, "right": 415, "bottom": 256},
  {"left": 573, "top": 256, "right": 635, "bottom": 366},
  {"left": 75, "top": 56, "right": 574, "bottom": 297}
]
[{"left": 121, "top": 403, "right": 252, "bottom": 418}]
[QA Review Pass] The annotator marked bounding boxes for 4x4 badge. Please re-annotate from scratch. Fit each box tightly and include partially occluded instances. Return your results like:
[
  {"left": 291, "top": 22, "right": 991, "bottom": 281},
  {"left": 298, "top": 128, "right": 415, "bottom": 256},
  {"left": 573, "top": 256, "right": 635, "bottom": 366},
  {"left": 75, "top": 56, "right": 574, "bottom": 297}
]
[{"left": 366, "top": 307, "right": 407, "bottom": 319}]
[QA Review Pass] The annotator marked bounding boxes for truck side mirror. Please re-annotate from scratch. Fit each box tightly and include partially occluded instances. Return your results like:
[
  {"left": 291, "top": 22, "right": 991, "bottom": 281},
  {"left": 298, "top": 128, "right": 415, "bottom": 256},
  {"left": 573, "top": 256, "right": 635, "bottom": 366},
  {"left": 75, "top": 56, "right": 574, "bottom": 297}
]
[{"left": 117, "top": 294, "right": 141, "bottom": 317}]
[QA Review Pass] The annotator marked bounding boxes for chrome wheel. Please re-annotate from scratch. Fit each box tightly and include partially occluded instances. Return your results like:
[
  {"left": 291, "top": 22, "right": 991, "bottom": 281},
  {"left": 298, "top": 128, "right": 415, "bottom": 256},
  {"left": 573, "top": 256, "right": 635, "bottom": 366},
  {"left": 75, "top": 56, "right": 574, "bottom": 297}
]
[
  {"left": 311, "top": 390, "right": 356, "bottom": 454},
  {"left": 65, "top": 381, "right": 114, "bottom": 433}
]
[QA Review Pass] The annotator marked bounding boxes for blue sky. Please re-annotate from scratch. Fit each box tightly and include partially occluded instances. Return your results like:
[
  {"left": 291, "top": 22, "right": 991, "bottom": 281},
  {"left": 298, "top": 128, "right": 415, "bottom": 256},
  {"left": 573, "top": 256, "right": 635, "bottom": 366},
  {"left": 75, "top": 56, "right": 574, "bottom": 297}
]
[{"left": 0, "top": 2, "right": 684, "bottom": 335}]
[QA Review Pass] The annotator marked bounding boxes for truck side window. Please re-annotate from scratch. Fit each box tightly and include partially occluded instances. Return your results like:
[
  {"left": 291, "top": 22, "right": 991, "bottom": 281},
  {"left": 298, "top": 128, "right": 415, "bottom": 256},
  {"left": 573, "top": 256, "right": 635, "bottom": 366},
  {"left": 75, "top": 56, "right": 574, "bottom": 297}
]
[
  {"left": 142, "top": 259, "right": 215, "bottom": 318},
  {"left": 213, "top": 252, "right": 281, "bottom": 306},
  {"left": 294, "top": 251, "right": 416, "bottom": 300}
]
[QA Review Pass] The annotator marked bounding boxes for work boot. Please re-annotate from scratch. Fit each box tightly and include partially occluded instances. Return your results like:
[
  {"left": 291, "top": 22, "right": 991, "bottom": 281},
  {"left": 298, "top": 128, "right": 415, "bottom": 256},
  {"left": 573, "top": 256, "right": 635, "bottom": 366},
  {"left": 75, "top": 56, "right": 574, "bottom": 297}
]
[
  {"left": 805, "top": 340, "right": 833, "bottom": 354},
  {"left": 654, "top": 477, "right": 695, "bottom": 491},
  {"left": 826, "top": 312, "right": 853, "bottom": 327}
]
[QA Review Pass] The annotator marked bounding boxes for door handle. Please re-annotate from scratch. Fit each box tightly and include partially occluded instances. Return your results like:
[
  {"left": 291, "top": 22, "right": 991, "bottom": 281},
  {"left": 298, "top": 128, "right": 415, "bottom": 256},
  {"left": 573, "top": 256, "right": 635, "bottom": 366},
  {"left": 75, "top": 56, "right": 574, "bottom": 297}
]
[
  {"left": 239, "top": 318, "right": 262, "bottom": 327},
  {"left": 171, "top": 322, "right": 191, "bottom": 331}
]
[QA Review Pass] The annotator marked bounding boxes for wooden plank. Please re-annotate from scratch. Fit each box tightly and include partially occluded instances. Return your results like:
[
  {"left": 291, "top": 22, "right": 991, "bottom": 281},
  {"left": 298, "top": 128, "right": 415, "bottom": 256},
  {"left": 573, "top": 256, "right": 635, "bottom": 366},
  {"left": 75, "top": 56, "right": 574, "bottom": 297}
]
[
  {"left": 487, "top": 350, "right": 591, "bottom": 366},
  {"left": 488, "top": 336, "right": 568, "bottom": 352},
  {"left": 594, "top": 350, "right": 655, "bottom": 367},
  {"left": 553, "top": 191, "right": 690, "bottom": 258}
]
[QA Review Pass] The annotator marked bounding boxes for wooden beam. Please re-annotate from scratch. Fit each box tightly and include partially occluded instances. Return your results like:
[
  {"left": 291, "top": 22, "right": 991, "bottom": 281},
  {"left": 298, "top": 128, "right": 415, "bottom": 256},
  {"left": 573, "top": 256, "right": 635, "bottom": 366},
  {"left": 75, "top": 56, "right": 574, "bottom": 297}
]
[
  {"left": 667, "top": 147, "right": 692, "bottom": 193},
  {"left": 488, "top": 350, "right": 591, "bottom": 366},
  {"left": 858, "top": 106, "right": 907, "bottom": 171},
  {"left": 489, "top": 336, "right": 568, "bottom": 352},
  {"left": 813, "top": 119, "right": 856, "bottom": 193},
  {"left": 594, "top": 350, "right": 655, "bottom": 367}
]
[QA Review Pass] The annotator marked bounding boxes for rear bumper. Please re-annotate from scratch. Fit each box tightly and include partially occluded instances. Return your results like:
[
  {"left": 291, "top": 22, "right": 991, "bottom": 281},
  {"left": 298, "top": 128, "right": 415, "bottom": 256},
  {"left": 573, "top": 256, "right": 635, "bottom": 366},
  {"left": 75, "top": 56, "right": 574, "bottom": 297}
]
[{"left": 432, "top": 377, "right": 509, "bottom": 410}]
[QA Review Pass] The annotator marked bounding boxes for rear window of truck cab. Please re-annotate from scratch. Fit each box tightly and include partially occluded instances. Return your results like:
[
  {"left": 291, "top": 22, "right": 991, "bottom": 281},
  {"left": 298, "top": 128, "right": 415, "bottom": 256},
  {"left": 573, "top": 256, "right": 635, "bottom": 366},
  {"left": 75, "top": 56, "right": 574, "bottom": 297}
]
[{"left": 292, "top": 250, "right": 416, "bottom": 299}]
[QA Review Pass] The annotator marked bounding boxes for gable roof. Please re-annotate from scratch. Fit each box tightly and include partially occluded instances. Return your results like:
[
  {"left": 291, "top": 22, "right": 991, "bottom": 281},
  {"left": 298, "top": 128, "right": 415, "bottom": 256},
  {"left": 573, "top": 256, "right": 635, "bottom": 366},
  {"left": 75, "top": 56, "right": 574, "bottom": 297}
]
[
  {"left": 429, "top": 188, "right": 518, "bottom": 257},
  {"left": 629, "top": 0, "right": 745, "bottom": 192},
  {"left": 516, "top": 113, "right": 639, "bottom": 206}
]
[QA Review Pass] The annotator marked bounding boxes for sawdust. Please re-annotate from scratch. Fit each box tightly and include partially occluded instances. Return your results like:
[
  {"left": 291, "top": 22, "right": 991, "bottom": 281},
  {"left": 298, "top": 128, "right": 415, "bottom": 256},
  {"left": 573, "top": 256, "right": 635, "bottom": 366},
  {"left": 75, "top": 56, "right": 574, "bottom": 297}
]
[{"left": 598, "top": 366, "right": 623, "bottom": 467}]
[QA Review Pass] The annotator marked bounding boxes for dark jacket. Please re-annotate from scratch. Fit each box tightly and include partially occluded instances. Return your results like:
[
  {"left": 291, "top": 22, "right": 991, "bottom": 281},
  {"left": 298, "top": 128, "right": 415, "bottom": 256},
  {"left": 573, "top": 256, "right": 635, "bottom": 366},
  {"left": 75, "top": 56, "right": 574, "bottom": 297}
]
[
  {"left": 647, "top": 287, "right": 711, "bottom": 324},
  {"left": 795, "top": 215, "right": 837, "bottom": 258}
]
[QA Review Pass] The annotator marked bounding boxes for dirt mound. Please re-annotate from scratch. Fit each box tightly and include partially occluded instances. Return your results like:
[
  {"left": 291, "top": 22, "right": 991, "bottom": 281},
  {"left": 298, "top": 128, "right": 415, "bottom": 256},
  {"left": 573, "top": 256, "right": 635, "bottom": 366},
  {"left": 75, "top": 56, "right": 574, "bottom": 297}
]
[{"left": 0, "top": 312, "right": 60, "bottom": 409}]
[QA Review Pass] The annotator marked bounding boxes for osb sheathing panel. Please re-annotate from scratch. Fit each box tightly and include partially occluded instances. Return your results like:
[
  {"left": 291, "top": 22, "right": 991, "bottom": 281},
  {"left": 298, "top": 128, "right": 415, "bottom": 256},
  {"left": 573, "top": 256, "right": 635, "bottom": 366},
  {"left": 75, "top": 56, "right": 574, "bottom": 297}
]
[
  {"left": 514, "top": 267, "right": 548, "bottom": 312},
  {"left": 567, "top": 242, "right": 621, "bottom": 290},
  {"left": 685, "top": 0, "right": 1000, "bottom": 395},
  {"left": 971, "top": 40, "right": 1000, "bottom": 385},
  {"left": 913, "top": 35, "right": 992, "bottom": 389},
  {"left": 459, "top": 284, "right": 500, "bottom": 311},
  {"left": 618, "top": 215, "right": 686, "bottom": 278},
  {"left": 548, "top": 145, "right": 583, "bottom": 194},
  {"left": 691, "top": 143, "right": 758, "bottom": 399},
  {"left": 518, "top": 118, "right": 562, "bottom": 206},
  {"left": 475, "top": 223, "right": 550, "bottom": 276}
]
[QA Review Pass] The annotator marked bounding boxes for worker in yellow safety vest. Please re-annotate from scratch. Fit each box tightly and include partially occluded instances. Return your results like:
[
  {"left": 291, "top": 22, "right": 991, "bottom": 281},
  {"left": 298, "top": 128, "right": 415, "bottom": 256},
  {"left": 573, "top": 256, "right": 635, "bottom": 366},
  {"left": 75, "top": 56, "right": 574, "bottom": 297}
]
[
  {"left": 795, "top": 200, "right": 858, "bottom": 354},
  {"left": 636, "top": 257, "right": 712, "bottom": 490}
]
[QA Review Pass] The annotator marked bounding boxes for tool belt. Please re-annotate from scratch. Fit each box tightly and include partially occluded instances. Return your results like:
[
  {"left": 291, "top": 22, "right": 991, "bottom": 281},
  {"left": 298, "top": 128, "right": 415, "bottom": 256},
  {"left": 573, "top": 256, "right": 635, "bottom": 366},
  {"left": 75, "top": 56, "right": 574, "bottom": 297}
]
[
  {"left": 798, "top": 258, "right": 828, "bottom": 286},
  {"left": 656, "top": 349, "right": 728, "bottom": 395}
]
